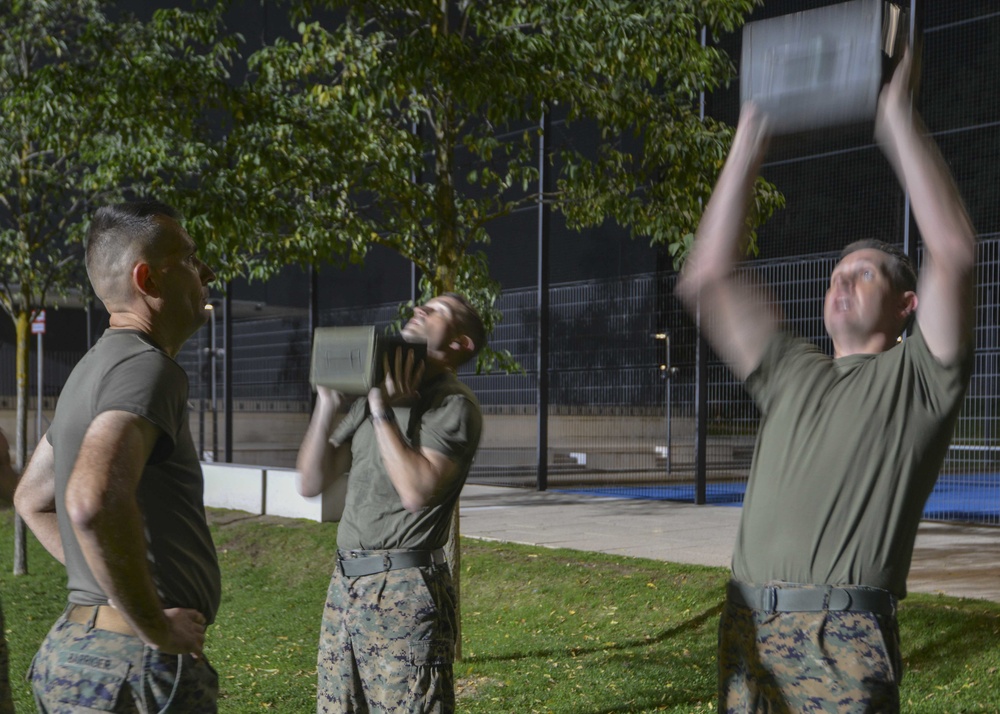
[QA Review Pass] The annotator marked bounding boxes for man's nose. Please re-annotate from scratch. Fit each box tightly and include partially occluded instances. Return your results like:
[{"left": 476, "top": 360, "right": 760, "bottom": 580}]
[{"left": 200, "top": 261, "right": 217, "bottom": 284}]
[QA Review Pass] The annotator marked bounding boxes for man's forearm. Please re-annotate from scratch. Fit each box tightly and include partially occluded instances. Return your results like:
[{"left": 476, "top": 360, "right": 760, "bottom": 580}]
[
  {"left": 371, "top": 414, "right": 453, "bottom": 513},
  {"left": 881, "top": 109, "right": 976, "bottom": 266},
  {"left": 20, "top": 511, "right": 64, "bottom": 564},
  {"left": 677, "top": 107, "right": 769, "bottom": 300},
  {"left": 297, "top": 399, "right": 340, "bottom": 497},
  {"left": 675, "top": 104, "right": 778, "bottom": 380},
  {"left": 14, "top": 434, "right": 63, "bottom": 562},
  {"left": 73, "top": 496, "right": 172, "bottom": 646}
]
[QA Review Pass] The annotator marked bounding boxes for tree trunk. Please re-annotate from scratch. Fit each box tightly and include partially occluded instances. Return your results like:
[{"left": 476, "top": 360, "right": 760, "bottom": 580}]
[{"left": 13, "top": 310, "right": 29, "bottom": 575}]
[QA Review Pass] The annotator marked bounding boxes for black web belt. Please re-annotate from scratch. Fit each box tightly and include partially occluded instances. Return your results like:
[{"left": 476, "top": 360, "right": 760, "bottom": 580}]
[
  {"left": 338, "top": 548, "right": 447, "bottom": 578},
  {"left": 727, "top": 580, "right": 897, "bottom": 617}
]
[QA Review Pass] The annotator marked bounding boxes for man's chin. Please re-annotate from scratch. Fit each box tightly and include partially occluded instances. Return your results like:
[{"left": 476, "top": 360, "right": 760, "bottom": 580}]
[{"left": 400, "top": 328, "right": 426, "bottom": 344}]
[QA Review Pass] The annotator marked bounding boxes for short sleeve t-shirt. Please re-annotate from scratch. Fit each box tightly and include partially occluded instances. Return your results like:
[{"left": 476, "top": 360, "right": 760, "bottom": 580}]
[
  {"left": 733, "top": 326, "right": 972, "bottom": 598},
  {"left": 47, "top": 329, "right": 222, "bottom": 621},
  {"left": 333, "top": 372, "right": 483, "bottom": 551}
]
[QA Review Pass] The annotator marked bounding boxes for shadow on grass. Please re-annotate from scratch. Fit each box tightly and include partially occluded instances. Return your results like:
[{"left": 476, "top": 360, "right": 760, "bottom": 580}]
[
  {"left": 899, "top": 598, "right": 1000, "bottom": 681},
  {"left": 467, "top": 602, "right": 724, "bottom": 664}
]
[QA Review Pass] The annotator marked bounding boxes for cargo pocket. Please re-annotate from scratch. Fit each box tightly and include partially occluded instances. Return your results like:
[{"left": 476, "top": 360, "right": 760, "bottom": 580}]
[
  {"left": 141, "top": 649, "right": 219, "bottom": 714},
  {"left": 44, "top": 649, "right": 130, "bottom": 712},
  {"left": 408, "top": 640, "right": 454, "bottom": 668}
]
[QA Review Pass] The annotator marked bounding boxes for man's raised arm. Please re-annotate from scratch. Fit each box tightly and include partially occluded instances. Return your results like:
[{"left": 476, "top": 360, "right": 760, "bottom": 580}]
[
  {"left": 876, "top": 51, "right": 977, "bottom": 364},
  {"left": 676, "top": 103, "right": 779, "bottom": 381}
]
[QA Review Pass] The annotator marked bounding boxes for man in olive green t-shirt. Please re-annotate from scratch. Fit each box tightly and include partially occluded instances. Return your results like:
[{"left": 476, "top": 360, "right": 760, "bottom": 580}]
[
  {"left": 677, "top": 53, "right": 976, "bottom": 712},
  {"left": 297, "top": 293, "right": 485, "bottom": 714},
  {"left": 15, "top": 201, "right": 221, "bottom": 711}
]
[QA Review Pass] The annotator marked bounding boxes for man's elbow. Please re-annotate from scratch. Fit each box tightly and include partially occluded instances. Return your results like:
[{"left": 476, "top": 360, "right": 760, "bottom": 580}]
[
  {"left": 675, "top": 268, "right": 714, "bottom": 311},
  {"left": 64, "top": 488, "right": 106, "bottom": 534},
  {"left": 296, "top": 473, "right": 321, "bottom": 499},
  {"left": 674, "top": 273, "right": 699, "bottom": 308},
  {"left": 11, "top": 484, "right": 31, "bottom": 515}
]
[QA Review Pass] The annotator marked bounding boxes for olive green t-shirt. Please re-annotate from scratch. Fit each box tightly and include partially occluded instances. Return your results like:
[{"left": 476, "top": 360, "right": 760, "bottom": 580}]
[
  {"left": 333, "top": 372, "right": 482, "bottom": 551},
  {"left": 48, "top": 329, "right": 222, "bottom": 622},
  {"left": 733, "top": 326, "right": 972, "bottom": 598}
]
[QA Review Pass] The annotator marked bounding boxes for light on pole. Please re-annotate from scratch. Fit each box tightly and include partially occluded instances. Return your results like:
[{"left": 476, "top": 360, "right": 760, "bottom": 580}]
[
  {"left": 655, "top": 332, "right": 678, "bottom": 475},
  {"left": 204, "top": 300, "right": 224, "bottom": 461}
]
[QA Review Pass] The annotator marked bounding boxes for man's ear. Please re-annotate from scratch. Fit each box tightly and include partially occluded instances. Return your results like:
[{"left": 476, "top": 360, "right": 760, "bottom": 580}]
[
  {"left": 899, "top": 290, "right": 918, "bottom": 321},
  {"left": 133, "top": 263, "right": 159, "bottom": 298},
  {"left": 450, "top": 334, "right": 474, "bottom": 354}
]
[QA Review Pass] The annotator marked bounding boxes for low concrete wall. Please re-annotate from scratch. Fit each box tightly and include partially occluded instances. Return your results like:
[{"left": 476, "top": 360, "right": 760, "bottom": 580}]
[{"left": 201, "top": 462, "right": 346, "bottom": 523}]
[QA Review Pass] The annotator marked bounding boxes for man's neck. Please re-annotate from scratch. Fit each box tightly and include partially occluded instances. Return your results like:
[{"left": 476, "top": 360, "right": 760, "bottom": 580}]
[
  {"left": 108, "top": 313, "right": 180, "bottom": 358},
  {"left": 832, "top": 332, "right": 899, "bottom": 359},
  {"left": 422, "top": 358, "right": 454, "bottom": 381}
]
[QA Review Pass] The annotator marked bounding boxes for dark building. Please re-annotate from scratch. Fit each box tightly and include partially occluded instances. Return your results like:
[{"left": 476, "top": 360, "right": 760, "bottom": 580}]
[{"left": 4, "top": 1, "right": 998, "bottom": 523}]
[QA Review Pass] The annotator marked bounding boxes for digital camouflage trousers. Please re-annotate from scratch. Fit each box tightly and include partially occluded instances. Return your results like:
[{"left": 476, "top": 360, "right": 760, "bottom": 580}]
[
  {"left": 317, "top": 556, "right": 456, "bottom": 714},
  {"left": 718, "top": 593, "right": 902, "bottom": 713},
  {"left": 29, "top": 608, "right": 218, "bottom": 713}
]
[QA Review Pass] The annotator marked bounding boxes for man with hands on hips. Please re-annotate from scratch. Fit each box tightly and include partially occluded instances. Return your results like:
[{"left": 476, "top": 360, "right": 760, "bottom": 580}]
[
  {"left": 297, "top": 292, "right": 485, "bottom": 714},
  {"left": 15, "top": 201, "right": 222, "bottom": 712}
]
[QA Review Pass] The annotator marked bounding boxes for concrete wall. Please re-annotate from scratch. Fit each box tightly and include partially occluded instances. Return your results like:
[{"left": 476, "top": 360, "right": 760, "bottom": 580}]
[
  {"left": 1, "top": 407, "right": 699, "bottom": 471},
  {"left": 202, "top": 462, "right": 346, "bottom": 522}
]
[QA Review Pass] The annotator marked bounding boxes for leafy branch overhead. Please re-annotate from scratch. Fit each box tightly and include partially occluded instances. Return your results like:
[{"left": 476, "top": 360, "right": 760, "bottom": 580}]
[
  {"left": 0, "top": 0, "right": 238, "bottom": 557},
  {"left": 225, "top": 0, "right": 782, "bottom": 370}
]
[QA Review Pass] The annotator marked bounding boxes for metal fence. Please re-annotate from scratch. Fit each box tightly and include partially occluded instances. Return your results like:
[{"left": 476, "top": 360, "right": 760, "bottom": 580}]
[
  {"left": 164, "top": 234, "right": 1000, "bottom": 524},
  {"left": 3, "top": 4, "right": 999, "bottom": 524}
]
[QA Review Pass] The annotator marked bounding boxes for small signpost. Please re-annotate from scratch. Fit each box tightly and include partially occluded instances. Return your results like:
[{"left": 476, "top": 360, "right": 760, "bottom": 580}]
[{"left": 32, "top": 310, "right": 45, "bottom": 443}]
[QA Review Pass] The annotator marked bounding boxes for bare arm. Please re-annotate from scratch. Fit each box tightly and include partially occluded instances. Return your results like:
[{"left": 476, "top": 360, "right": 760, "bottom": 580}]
[
  {"left": 675, "top": 103, "right": 779, "bottom": 380},
  {"left": 0, "top": 430, "right": 18, "bottom": 507},
  {"left": 66, "top": 410, "right": 207, "bottom": 657},
  {"left": 876, "top": 52, "right": 977, "bottom": 364},
  {"left": 368, "top": 349, "right": 459, "bottom": 513},
  {"left": 296, "top": 387, "right": 353, "bottom": 498},
  {"left": 14, "top": 435, "right": 62, "bottom": 563}
]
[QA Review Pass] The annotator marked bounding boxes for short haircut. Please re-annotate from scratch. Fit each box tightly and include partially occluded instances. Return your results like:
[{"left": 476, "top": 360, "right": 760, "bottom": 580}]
[
  {"left": 840, "top": 239, "right": 917, "bottom": 332},
  {"left": 840, "top": 239, "right": 917, "bottom": 294},
  {"left": 85, "top": 201, "right": 180, "bottom": 305},
  {"left": 442, "top": 292, "right": 487, "bottom": 363}
]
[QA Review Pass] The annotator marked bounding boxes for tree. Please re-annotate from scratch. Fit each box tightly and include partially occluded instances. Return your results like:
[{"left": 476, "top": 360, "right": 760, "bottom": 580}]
[
  {"left": 222, "top": 0, "right": 782, "bottom": 658},
  {"left": 0, "top": 0, "right": 239, "bottom": 573},
  {"left": 219, "top": 0, "right": 782, "bottom": 367}
]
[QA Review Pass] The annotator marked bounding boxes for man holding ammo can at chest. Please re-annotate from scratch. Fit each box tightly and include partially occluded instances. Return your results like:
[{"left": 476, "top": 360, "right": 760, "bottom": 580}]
[{"left": 297, "top": 293, "right": 485, "bottom": 714}]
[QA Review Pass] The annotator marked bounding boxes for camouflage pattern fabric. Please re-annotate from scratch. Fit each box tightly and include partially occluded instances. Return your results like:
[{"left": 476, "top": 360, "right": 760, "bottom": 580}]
[
  {"left": 718, "top": 592, "right": 902, "bottom": 713},
  {"left": 29, "top": 610, "right": 218, "bottom": 713},
  {"left": 317, "top": 557, "right": 456, "bottom": 714},
  {"left": 0, "top": 602, "right": 14, "bottom": 714}
]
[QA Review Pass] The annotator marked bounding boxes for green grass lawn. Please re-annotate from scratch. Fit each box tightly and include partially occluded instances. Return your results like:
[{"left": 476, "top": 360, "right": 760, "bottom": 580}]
[{"left": 1, "top": 509, "right": 998, "bottom": 712}]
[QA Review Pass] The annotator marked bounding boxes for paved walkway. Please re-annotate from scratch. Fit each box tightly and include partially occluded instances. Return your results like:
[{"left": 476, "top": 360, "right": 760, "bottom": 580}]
[{"left": 459, "top": 484, "right": 1000, "bottom": 603}]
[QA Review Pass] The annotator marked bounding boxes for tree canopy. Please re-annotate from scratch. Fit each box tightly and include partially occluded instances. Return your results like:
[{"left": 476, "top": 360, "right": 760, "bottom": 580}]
[
  {"left": 219, "top": 0, "right": 782, "bottom": 368},
  {"left": 0, "top": 0, "right": 238, "bottom": 570}
]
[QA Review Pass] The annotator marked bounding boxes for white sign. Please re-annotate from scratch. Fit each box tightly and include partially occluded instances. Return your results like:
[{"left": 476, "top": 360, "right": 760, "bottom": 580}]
[{"left": 31, "top": 310, "right": 46, "bottom": 335}]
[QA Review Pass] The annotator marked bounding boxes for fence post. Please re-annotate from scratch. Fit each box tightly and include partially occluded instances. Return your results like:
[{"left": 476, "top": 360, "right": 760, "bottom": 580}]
[
  {"left": 224, "top": 285, "right": 233, "bottom": 463},
  {"left": 694, "top": 314, "right": 708, "bottom": 505},
  {"left": 536, "top": 111, "right": 551, "bottom": 491}
]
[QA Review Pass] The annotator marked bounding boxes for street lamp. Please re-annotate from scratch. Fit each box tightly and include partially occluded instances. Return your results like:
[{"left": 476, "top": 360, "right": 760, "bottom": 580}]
[
  {"left": 204, "top": 300, "right": 224, "bottom": 461},
  {"left": 655, "top": 332, "right": 679, "bottom": 475}
]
